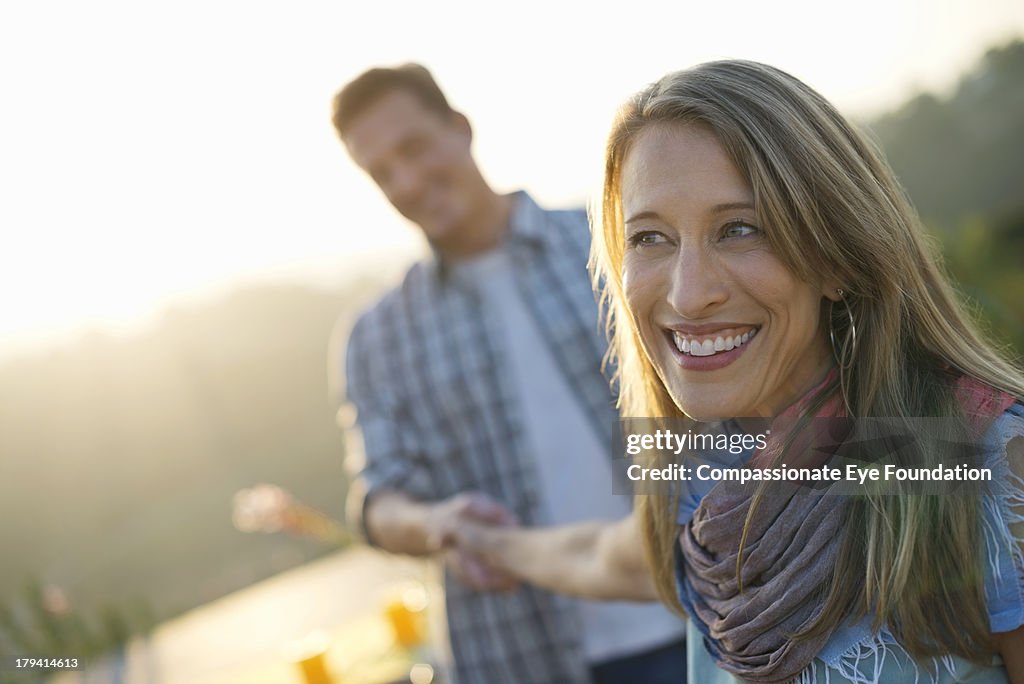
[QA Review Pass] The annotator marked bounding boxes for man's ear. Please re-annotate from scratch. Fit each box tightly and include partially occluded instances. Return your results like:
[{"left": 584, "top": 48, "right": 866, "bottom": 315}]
[{"left": 450, "top": 111, "right": 473, "bottom": 142}]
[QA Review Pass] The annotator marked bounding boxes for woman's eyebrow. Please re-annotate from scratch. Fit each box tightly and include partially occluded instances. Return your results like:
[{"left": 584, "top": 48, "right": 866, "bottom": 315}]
[
  {"left": 711, "top": 201, "right": 755, "bottom": 213},
  {"left": 624, "top": 211, "right": 660, "bottom": 224},
  {"left": 625, "top": 201, "right": 754, "bottom": 224}
]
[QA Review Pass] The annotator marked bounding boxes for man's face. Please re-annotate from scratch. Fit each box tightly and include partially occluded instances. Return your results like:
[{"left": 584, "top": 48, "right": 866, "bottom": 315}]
[{"left": 343, "top": 89, "right": 481, "bottom": 248}]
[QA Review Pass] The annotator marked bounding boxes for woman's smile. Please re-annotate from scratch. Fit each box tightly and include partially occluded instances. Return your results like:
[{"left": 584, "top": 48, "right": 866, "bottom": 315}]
[
  {"left": 663, "top": 324, "right": 760, "bottom": 370},
  {"left": 620, "top": 123, "right": 835, "bottom": 420}
]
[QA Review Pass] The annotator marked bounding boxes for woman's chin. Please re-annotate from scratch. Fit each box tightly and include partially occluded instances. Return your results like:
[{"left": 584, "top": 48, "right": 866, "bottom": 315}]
[
  {"left": 671, "top": 393, "right": 753, "bottom": 423},
  {"left": 676, "top": 404, "right": 735, "bottom": 423}
]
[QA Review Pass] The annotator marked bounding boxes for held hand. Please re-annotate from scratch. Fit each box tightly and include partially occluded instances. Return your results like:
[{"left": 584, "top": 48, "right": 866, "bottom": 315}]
[
  {"left": 444, "top": 545, "right": 519, "bottom": 592},
  {"left": 450, "top": 519, "right": 514, "bottom": 572},
  {"left": 426, "top": 493, "right": 520, "bottom": 592}
]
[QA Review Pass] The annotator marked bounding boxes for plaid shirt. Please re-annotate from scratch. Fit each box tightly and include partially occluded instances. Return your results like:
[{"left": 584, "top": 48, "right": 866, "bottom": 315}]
[{"left": 342, "top": 192, "right": 618, "bottom": 684}]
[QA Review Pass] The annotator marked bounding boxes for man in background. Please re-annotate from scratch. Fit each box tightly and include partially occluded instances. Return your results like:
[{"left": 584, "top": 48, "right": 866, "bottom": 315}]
[{"left": 331, "top": 63, "right": 685, "bottom": 684}]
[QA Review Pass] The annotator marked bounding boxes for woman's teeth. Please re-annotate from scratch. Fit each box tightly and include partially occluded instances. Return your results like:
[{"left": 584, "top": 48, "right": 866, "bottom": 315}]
[{"left": 672, "top": 328, "right": 758, "bottom": 357}]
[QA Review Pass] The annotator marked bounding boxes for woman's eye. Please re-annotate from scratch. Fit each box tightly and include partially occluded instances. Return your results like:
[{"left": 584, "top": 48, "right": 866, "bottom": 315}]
[
  {"left": 627, "top": 231, "right": 668, "bottom": 248},
  {"left": 722, "top": 222, "right": 760, "bottom": 239}
]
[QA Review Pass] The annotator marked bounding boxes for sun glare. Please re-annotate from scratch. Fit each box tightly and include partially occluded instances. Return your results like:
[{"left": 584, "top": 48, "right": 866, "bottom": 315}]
[{"left": 1, "top": 0, "right": 1021, "bottom": 355}]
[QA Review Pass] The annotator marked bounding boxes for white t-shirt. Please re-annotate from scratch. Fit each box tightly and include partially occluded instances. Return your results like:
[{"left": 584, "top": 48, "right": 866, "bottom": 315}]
[{"left": 453, "top": 246, "right": 685, "bottom": 663}]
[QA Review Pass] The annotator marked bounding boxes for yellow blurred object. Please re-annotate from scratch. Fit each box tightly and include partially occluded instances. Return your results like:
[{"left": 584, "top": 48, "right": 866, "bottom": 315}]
[
  {"left": 384, "top": 584, "right": 428, "bottom": 648},
  {"left": 385, "top": 600, "right": 422, "bottom": 648},
  {"left": 286, "top": 629, "right": 335, "bottom": 684},
  {"left": 297, "top": 651, "right": 334, "bottom": 684}
]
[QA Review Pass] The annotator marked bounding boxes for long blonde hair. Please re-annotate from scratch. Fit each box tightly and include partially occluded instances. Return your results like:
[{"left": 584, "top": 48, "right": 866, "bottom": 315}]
[{"left": 591, "top": 60, "right": 1024, "bottom": 660}]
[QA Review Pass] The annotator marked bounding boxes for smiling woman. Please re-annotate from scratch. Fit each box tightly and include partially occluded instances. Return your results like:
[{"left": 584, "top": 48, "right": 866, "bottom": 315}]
[
  {"left": 593, "top": 60, "right": 1024, "bottom": 683},
  {"left": 619, "top": 123, "right": 835, "bottom": 421},
  {"left": 452, "top": 59, "right": 1024, "bottom": 684}
]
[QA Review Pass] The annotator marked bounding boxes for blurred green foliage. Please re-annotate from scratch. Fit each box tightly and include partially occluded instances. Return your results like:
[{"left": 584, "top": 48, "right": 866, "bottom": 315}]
[
  {"left": 936, "top": 210, "right": 1024, "bottom": 355},
  {"left": 0, "top": 582, "right": 152, "bottom": 682},
  {"left": 868, "top": 38, "right": 1024, "bottom": 355}
]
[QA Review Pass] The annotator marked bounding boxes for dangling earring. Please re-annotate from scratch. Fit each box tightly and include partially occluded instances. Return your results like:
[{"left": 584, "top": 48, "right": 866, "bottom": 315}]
[
  {"left": 829, "top": 288, "right": 857, "bottom": 370},
  {"left": 829, "top": 287, "right": 857, "bottom": 412}
]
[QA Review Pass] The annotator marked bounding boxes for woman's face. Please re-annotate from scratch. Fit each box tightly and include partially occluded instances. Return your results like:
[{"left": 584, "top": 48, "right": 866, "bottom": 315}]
[{"left": 620, "top": 123, "right": 836, "bottom": 421}]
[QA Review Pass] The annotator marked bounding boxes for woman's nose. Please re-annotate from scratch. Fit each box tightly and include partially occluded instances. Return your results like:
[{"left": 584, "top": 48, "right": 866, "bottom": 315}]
[{"left": 666, "top": 244, "right": 729, "bottom": 318}]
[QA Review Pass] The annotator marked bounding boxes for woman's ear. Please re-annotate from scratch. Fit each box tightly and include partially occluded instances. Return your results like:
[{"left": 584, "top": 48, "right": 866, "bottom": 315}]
[{"left": 822, "top": 281, "right": 846, "bottom": 302}]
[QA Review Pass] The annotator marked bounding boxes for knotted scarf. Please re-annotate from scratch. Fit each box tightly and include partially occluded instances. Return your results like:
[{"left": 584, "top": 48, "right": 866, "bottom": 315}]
[{"left": 678, "top": 369, "right": 1015, "bottom": 683}]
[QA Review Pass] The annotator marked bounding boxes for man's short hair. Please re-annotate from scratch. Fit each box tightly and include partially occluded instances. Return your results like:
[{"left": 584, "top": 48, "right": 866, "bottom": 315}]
[{"left": 332, "top": 63, "right": 454, "bottom": 138}]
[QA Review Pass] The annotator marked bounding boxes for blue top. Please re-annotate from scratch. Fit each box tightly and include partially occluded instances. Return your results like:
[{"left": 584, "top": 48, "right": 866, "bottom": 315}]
[{"left": 675, "top": 404, "right": 1024, "bottom": 683}]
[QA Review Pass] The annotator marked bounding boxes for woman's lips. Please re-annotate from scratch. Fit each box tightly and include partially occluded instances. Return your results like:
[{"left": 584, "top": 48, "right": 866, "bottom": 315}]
[
  {"left": 672, "top": 326, "right": 758, "bottom": 356},
  {"left": 664, "top": 326, "right": 760, "bottom": 371}
]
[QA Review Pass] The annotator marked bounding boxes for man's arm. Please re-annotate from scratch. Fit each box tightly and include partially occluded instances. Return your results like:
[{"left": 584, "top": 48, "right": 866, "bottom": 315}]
[
  {"left": 339, "top": 311, "right": 519, "bottom": 591},
  {"left": 364, "top": 490, "right": 440, "bottom": 556},
  {"left": 453, "top": 511, "right": 657, "bottom": 601},
  {"left": 339, "top": 310, "right": 435, "bottom": 542}
]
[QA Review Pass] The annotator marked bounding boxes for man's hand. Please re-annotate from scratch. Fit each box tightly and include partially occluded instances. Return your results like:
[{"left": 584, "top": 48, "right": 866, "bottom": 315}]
[{"left": 426, "top": 492, "right": 521, "bottom": 592}]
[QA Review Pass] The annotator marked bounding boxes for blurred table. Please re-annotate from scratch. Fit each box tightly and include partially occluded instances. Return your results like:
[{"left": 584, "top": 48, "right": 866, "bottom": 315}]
[{"left": 50, "top": 547, "right": 448, "bottom": 684}]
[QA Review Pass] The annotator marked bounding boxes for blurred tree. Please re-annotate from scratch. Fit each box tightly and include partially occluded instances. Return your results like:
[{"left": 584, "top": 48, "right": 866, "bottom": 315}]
[
  {"left": 871, "top": 39, "right": 1024, "bottom": 230},
  {"left": 869, "top": 38, "right": 1024, "bottom": 356}
]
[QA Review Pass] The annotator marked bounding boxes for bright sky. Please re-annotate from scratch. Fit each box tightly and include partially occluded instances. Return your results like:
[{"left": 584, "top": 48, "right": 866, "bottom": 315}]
[{"left": 2, "top": 0, "right": 1022, "bottom": 355}]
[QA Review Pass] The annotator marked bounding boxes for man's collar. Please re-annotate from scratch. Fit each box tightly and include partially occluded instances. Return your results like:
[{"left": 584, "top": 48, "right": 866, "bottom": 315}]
[
  {"left": 504, "top": 190, "right": 547, "bottom": 244},
  {"left": 427, "top": 190, "right": 545, "bottom": 284}
]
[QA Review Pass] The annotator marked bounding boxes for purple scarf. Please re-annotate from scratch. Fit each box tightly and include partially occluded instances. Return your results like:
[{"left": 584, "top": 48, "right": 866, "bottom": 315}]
[{"left": 678, "top": 371, "right": 1015, "bottom": 683}]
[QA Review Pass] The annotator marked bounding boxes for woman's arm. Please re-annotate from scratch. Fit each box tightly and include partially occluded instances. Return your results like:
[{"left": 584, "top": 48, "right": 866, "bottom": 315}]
[
  {"left": 452, "top": 511, "right": 657, "bottom": 601},
  {"left": 998, "top": 434, "right": 1024, "bottom": 682},
  {"left": 993, "top": 625, "right": 1024, "bottom": 682}
]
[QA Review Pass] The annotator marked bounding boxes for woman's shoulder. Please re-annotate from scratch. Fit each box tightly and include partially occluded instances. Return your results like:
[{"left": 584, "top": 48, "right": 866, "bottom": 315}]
[
  {"left": 981, "top": 401, "right": 1024, "bottom": 635},
  {"left": 987, "top": 402, "right": 1024, "bottom": 448},
  {"left": 979, "top": 401, "right": 1024, "bottom": 480}
]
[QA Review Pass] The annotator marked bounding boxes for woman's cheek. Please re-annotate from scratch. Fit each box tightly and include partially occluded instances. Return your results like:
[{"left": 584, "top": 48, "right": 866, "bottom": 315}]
[{"left": 726, "top": 251, "right": 797, "bottom": 300}]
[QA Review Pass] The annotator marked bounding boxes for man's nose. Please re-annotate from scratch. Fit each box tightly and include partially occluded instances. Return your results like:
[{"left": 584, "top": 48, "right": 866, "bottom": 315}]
[
  {"left": 388, "top": 164, "right": 423, "bottom": 207},
  {"left": 667, "top": 243, "right": 729, "bottom": 318}
]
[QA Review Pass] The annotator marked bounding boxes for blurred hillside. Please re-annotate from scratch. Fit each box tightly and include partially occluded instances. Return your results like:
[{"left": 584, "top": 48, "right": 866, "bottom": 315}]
[
  {"left": 0, "top": 38, "right": 1022, "bottom": 663},
  {"left": 0, "top": 273, "right": 395, "bottom": 657},
  {"left": 867, "top": 39, "right": 1024, "bottom": 351},
  {"left": 870, "top": 40, "right": 1024, "bottom": 229}
]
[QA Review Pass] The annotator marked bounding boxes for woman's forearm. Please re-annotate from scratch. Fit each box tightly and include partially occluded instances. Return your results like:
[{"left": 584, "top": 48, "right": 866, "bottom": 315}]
[{"left": 460, "top": 514, "right": 657, "bottom": 601}]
